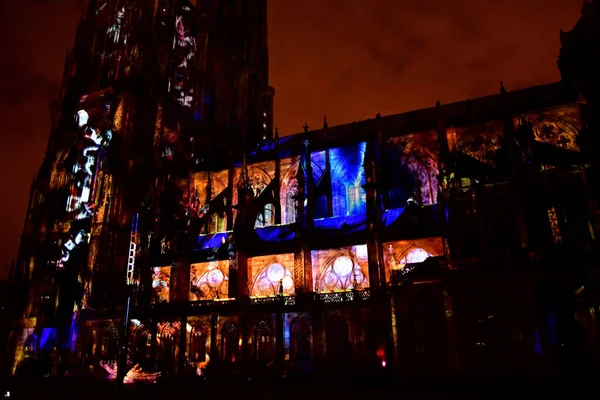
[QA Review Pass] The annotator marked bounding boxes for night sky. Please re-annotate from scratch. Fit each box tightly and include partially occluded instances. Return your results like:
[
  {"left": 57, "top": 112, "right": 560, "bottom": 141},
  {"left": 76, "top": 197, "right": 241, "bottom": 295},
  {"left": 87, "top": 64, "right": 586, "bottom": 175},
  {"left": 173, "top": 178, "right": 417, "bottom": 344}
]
[{"left": 0, "top": 0, "right": 582, "bottom": 279}]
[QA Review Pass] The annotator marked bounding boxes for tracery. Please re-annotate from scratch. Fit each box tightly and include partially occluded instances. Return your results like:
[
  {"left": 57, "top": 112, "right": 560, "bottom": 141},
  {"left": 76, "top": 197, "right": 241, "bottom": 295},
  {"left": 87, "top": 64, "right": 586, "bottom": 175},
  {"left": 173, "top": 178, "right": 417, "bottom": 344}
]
[
  {"left": 316, "top": 255, "right": 366, "bottom": 292},
  {"left": 532, "top": 115, "right": 580, "bottom": 152},
  {"left": 252, "top": 262, "right": 295, "bottom": 297}
]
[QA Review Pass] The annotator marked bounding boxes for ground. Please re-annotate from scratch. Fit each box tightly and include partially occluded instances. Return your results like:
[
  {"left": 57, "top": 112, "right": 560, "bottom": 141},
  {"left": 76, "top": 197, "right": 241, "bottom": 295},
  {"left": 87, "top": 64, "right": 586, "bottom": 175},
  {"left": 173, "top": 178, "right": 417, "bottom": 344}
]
[{"left": 2, "top": 370, "right": 598, "bottom": 400}]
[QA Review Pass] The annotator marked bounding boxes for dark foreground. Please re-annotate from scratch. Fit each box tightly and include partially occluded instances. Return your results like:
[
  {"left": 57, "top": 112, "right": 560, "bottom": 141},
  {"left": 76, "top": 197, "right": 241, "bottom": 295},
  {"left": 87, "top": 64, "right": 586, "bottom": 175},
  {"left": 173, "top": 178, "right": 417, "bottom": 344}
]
[{"left": 2, "top": 370, "right": 599, "bottom": 400}]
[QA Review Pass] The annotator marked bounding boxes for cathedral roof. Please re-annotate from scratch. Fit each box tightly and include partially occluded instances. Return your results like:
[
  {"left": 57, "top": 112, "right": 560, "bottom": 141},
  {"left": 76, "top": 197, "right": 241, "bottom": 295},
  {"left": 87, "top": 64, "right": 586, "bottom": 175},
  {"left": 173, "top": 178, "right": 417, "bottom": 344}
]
[{"left": 247, "top": 81, "right": 578, "bottom": 163}]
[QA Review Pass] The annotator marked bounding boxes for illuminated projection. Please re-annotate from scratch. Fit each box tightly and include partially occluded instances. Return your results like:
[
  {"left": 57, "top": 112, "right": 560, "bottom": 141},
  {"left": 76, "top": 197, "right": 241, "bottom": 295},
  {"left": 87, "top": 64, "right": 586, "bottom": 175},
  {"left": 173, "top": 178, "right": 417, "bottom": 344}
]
[
  {"left": 152, "top": 267, "right": 171, "bottom": 303},
  {"left": 100, "top": 362, "right": 160, "bottom": 384},
  {"left": 156, "top": 322, "right": 180, "bottom": 374},
  {"left": 311, "top": 246, "right": 369, "bottom": 292},
  {"left": 169, "top": 5, "right": 198, "bottom": 107},
  {"left": 280, "top": 157, "right": 300, "bottom": 225},
  {"left": 58, "top": 104, "right": 113, "bottom": 270},
  {"left": 311, "top": 142, "right": 366, "bottom": 218},
  {"left": 382, "top": 237, "right": 444, "bottom": 283},
  {"left": 190, "top": 169, "right": 229, "bottom": 233},
  {"left": 531, "top": 114, "right": 580, "bottom": 152},
  {"left": 231, "top": 161, "right": 276, "bottom": 226},
  {"left": 386, "top": 135, "right": 438, "bottom": 207},
  {"left": 248, "top": 254, "right": 295, "bottom": 297},
  {"left": 456, "top": 127, "right": 502, "bottom": 166},
  {"left": 187, "top": 318, "right": 211, "bottom": 370},
  {"left": 190, "top": 261, "right": 229, "bottom": 300}
]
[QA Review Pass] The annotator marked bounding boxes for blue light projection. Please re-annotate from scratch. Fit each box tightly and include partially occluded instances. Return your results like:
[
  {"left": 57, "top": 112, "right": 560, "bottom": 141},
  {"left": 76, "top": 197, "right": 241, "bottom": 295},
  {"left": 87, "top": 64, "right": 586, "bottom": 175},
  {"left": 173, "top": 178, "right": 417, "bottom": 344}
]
[
  {"left": 311, "top": 142, "right": 367, "bottom": 218},
  {"left": 385, "top": 137, "right": 439, "bottom": 208}
]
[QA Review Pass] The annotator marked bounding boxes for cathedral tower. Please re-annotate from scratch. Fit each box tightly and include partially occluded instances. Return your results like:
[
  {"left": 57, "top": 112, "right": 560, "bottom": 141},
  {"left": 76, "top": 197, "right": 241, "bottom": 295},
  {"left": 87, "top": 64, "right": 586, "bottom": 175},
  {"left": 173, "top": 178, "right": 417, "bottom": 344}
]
[{"left": 12, "top": 0, "right": 273, "bottom": 342}]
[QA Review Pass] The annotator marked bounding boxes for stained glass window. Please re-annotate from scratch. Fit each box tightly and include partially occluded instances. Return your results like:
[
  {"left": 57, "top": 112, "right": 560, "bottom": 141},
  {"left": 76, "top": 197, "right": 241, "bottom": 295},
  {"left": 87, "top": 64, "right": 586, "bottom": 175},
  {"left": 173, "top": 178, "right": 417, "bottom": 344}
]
[
  {"left": 346, "top": 185, "right": 361, "bottom": 215},
  {"left": 252, "top": 263, "right": 295, "bottom": 297},
  {"left": 333, "top": 184, "right": 346, "bottom": 216},
  {"left": 400, "top": 248, "right": 430, "bottom": 265},
  {"left": 222, "top": 320, "right": 239, "bottom": 362},
  {"left": 285, "top": 191, "right": 297, "bottom": 224},
  {"left": 190, "top": 263, "right": 229, "bottom": 300},
  {"left": 210, "top": 212, "right": 226, "bottom": 233},
  {"left": 317, "top": 256, "right": 365, "bottom": 292},
  {"left": 255, "top": 203, "right": 275, "bottom": 228},
  {"left": 254, "top": 321, "right": 272, "bottom": 361}
]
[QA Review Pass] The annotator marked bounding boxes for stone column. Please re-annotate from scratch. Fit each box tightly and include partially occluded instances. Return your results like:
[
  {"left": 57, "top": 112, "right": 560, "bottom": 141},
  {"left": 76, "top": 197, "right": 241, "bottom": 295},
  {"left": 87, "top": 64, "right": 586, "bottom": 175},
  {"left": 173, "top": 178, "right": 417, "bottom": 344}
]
[
  {"left": 303, "top": 139, "right": 315, "bottom": 292},
  {"left": 364, "top": 133, "right": 385, "bottom": 289}
]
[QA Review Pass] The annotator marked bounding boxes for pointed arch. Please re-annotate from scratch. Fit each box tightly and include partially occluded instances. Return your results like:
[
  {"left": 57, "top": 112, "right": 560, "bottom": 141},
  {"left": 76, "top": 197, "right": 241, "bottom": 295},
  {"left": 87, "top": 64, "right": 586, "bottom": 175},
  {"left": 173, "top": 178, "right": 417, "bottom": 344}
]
[
  {"left": 254, "top": 320, "right": 273, "bottom": 362},
  {"left": 315, "top": 250, "right": 368, "bottom": 292},
  {"left": 387, "top": 136, "right": 439, "bottom": 206},
  {"left": 189, "top": 320, "right": 210, "bottom": 363},
  {"left": 251, "top": 260, "right": 295, "bottom": 297},
  {"left": 457, "top": 129, "right": 502, "bottom": 165},
  {"left": 290, "top": 316, "right": 312, "bottom": 363},
  {"left": 222, "top": 320, "right": 240, "bottom": 362},
  {"left": 532, "top": 114, "right": 580, "bottom": 152},
  {"left": 254, "top": 202, "right": 275, "bottom": 227},
  {"left": 281, "top": 159, "right": 300, "bottom": 224}
]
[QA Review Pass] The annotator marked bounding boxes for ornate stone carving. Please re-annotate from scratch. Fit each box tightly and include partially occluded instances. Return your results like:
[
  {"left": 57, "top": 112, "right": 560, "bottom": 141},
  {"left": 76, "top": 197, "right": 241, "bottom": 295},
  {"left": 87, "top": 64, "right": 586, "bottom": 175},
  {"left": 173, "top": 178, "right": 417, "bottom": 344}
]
[{"left": 532, "top": 114, "right": 579, "bottom": 152}]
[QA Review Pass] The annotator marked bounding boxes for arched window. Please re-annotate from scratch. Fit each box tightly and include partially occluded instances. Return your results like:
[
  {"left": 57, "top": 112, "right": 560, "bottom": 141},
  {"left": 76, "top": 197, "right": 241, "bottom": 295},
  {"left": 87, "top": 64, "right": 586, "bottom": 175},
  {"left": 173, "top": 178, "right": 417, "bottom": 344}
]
[
  {"left": 254, "top": 321, "right": 272, "bottom": 362},
  {"left": 222, "top": 320, "right": 239, "bottom": 362},
  {"left": 400, "top": 248, "right": 431, "bottom": 265},
  {"left": 252, "top": 263, "right": 295, "bottom": 296},
  {"left": 190, "top": 264, "right": 229, "bottom": 300},
  {"left": 290, "top": 318, "right": 311, "bottom": 362},
  {"left": 388, "top": 137, "right": 439, "bottom": 206},
  {"left": 157, "top": 322, "right": 180, "bottom": 364},
  {"left": 131, "top": 325, "right": 150, "bottom": 365},
  {"left": 285, "top": 191, "right": 297, "bottom": 224},
  {"left": 189, "top": 323, "right": 209, "bottom": 363},
  {"left": 316, "top": 255, "right": 366, "bottom": 292},
  {"left": 333, "top": 184, "right": 347, "bottom": 216},
  {"left": 346, "top": 184, "right": 361, "bottom": 214},
  {"left": 255, "top": 203, "right": 275, "bottom": 228},
  {"left": 345, "top": 183, "right": 366, "bottom": 215}
]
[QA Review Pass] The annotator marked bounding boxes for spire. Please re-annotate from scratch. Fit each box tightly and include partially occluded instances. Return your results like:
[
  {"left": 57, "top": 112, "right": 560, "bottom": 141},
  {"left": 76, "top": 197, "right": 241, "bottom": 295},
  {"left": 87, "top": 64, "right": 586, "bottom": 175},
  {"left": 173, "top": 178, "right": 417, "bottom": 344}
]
[
  {"left": 275, "top": 126, "right": 279, "bottom": 141},
  {"left": 303, "top": 122, "right": 309, "bottom": 133},
  {"left": 323, "top": 116, "right": 328, "bottom": 130},
  {"left": 239, "top": 154, "right": 250, "bottom": 189},
  {"left": 500, "top": 81, "right": 506, "bottom": 93}
]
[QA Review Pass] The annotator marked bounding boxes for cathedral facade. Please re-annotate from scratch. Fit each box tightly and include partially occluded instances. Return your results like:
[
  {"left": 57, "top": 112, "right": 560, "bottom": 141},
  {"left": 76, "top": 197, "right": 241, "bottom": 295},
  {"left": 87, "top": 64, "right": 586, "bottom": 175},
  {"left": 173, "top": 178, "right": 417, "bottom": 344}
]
[{"left": 6, "top": 0, "right": 600, "bottom": 381}]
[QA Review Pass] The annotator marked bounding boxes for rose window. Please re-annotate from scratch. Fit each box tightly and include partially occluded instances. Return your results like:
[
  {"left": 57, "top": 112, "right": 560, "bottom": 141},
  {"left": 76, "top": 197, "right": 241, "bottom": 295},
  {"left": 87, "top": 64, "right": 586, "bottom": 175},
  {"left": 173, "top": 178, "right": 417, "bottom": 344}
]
[
  {"left": 532, "top": 118, "right": 579, "bottom": 152},
  {"left": 253, "top": 263, "right": 295, "bottom": 297},
  {"left": 317, "top": 256, "right": 365, "bottom": 292},
  {"left": 191, "top": 262, "right": 229, "bottom": 300}
]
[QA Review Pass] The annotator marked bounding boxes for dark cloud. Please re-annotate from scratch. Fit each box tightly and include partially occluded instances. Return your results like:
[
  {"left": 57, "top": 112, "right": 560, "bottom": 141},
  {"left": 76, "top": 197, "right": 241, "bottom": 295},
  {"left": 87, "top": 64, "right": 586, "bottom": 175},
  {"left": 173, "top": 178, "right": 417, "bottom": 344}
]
[
  {"left": 362, "top": 40, "right": 413, "bottom": 76},
  {"left": 0, "top": 0, "right": 584, "bottom": 278}
]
